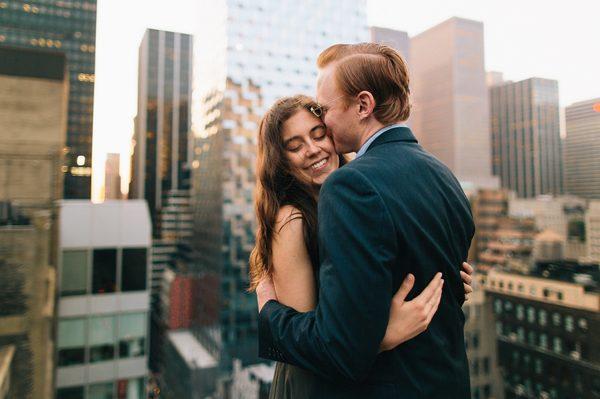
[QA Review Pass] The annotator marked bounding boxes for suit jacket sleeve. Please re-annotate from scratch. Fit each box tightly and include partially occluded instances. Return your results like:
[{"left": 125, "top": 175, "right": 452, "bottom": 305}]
[{"left": 258, "top": 167, "right": 398, "bottom": 382}]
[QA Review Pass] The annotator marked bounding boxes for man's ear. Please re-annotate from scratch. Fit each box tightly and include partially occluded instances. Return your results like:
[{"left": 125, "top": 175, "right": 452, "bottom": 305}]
[{"left": 356, "top": 91, "right": 376, "bottom": 120}]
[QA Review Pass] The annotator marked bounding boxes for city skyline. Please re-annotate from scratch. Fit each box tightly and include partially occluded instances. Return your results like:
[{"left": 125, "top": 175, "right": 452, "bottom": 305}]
[{"left": 90, "top": 0, "right": 600, "bottom": 201}]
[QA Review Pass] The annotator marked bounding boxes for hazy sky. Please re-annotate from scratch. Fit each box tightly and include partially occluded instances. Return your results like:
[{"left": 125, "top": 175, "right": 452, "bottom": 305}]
[{"left": 91, "top": 0, "right": 600, "bottom": 200}]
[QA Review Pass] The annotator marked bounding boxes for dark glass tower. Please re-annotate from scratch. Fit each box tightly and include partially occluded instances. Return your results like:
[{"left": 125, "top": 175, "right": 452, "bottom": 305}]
[
  {"left": 130, "top": 29, "right": 192, "bottom": 236},
  {"left": 0, "top": 0, "right": 97, "bottom": 199}
]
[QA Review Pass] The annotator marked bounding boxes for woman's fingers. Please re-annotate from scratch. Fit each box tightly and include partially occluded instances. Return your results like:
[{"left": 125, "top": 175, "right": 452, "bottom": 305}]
[
  {"left": 393, "top": 273, "right": 415, "bottom": 304},
  {"left": 460, "top": 270, "right": 472, "bottom": 285},
  {"left": 425, "top": 280, "right": 444, "bottom": 324},
  {"left": 416, "top": 273, "right": 442, "bottom": 305},
  {"left": 463, "top": 282, "right": 473, "bottom": 294},
  {"left": 462, "top": 262, "right": 474, "bottom": 275}
]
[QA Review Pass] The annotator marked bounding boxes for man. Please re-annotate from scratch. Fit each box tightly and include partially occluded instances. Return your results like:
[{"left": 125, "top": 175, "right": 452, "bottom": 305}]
[{"left": 257, "top": 43, "right": 474, "bottom": 398}]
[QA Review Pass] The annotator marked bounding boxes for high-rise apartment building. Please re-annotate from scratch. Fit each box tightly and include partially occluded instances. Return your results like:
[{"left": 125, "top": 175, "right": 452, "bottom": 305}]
[
  {"left": 410, "top": 17, "right": 497, "bottom": 188},
  {"left": 130, "top": 29, "right": 193, "bottom": 234},
  {"left": 565, "top": 98, "right": 600, "bottom": 199},
  {"left": 0, "top": 0, "right": 97, "bottom": 199},
  {"left": 490, "top": 78, "right": 563, "bottom": 198},
  {"left": 485, "top": 261, "right": 599, "bottom": 399},
  {"left": 587, "top": 201, "right": 600, "bottom": 263},
  {"left": 0, "top": 46, "right": 67, "bottom": 399},
  {"left": 190, "top": 0, "right": 368, "bottom": 368},
  {"left": 370, "top": 26, "right": 410, "bottom": 65},
  {"left": 56, "top": 201, "right": 151, "bottom": 399}
]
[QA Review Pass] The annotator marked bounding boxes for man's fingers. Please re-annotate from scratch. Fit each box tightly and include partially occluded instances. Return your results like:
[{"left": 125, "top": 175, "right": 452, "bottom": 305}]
[
  {"left": 393, "top": 273, "right": 415, "bottom": 303},
  {"left": 415, "top": 273, "right": 442, "bottom": 305},
  {"left": 463, "top": 282, "right": 473, "bottom": 294},
  {"left": 460, "top": 270, "right": 472, "bottom": 285},
  {"left": 462, "top": 262, "right": 474, "bottom": 275}
]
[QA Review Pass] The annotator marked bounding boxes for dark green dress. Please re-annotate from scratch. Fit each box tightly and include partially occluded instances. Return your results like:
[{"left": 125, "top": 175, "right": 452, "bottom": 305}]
[{"left": 269, "top": 362, "right": 319, "bottom": 399}]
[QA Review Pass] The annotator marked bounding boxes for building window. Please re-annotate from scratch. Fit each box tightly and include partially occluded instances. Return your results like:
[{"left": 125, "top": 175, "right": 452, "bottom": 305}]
[
  {"left": 117, "top": 377, "right": 145, "bottom": 399},
  {"left": 56, "top": 386, "right": 84, "bottom": 399},
  {"left": 58, "top": 318, "right": 86, "bottom": 366},
  {"left": 61, "top": 250, "right": 88, "bottom": 296},
  {"left": 121, "top": 248, "right": 147, "bottom": 291},
  {"left": 89, "top": 382, "right": 113, "bottom": 399},
  {"left": 578, "top": 318, "right": 588, "bottom": 331},
  {"left": 89, "top": 316, "right": 115, "bottom": 362},
  {"left": 539, "top": 333, "right": 548, "bottom": 349},
  {"left": 552, "top": 312, "right": 561, "bottom": 326},
  {"left": 527, "top": 306, "right": 536, "bottom": 323},
  {"left": 118, "top": 313, "right": 146, "bottom": 358},
  {"left": 539, "top": 310, "right": 547, "bottom": 326},
  {"left": 93, "top": 249, "right": 117, "bottom": 294},
  {"left": 565, "top": 316, "right": 574, "bottom": 332},
  {"left": 494, "top": 299, "right": 502, "bottom": 314},
  {"left": 553, "top": 337, "right": 562, "bottom": 354},
  {"left": 516, "top": 304, "right": 524, "bottom": 320}
]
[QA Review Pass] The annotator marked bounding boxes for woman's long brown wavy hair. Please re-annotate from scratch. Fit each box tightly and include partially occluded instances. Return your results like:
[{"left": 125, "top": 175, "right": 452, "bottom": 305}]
[{"left": 248, "top": 95, "right": 346, "bottom": 291}]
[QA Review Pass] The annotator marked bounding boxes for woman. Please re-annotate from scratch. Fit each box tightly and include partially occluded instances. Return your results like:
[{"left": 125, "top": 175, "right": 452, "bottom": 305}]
[{"left": 249, "top": 95, "right": 474, "bottom": 398}]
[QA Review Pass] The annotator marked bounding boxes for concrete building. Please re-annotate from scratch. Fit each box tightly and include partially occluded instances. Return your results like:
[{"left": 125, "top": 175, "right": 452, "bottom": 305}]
[
  {"left": 229, "top": 359, "right": 274, "bottom": 399},
  {"left": 190, "top": 0, "right": 368, "bottom": 371},
  {"left": 565, "top": 98, "right": 600, "bottom": 199},
  {"left": 161, "top": 330, "right": 218, "bottom": 399},
  {"left": 104, "top": 153, "right": 122, "bottom": 200},
  {"left": 485, "top": 261, "right": 599, "bottom": 399},
  {"left": 464, "top": 275, "right": 504, "bottom": 399},
  {"left": 587, "top": 201, "right": 600, "bottom": 263},
  {"left": 490, "top": 78, "right": 563, "bottom": 198},
  {"left": 479, "top": 217, "right": 536, "bottom": 273},
  {"left": 55, "top": 201, "right": 151, "bottom": 399},
  {"left": 509, "top": 195, "right": 587, "bottom": 261},
  {"left": 0, "top": 46, "right": 67, "bottom": 399},
  {"left": 130, "top": 29, "right": 193, "bottom": 235},
  {"left": 0, "top": 0, "right": 97, "bottom": 199},
  {"left": 468, "top": 188, "right": 511, "bottom": 267},
  {"left": 410, "top": 17, "right": 497, "bottom": 188},
  {"left": 370, "top": 26, "right": 410, "bottom": 65}
]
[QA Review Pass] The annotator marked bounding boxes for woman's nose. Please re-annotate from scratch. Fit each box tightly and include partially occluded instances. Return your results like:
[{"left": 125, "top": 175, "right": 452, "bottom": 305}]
[{"left": 305, "top": 141, "right": 320, "bottom": 157}]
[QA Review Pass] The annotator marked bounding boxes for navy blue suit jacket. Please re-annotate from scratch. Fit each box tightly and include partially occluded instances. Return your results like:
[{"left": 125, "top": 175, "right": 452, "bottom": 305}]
[{"left": 259, "top": 127, "right": 474, "bottom": 398}]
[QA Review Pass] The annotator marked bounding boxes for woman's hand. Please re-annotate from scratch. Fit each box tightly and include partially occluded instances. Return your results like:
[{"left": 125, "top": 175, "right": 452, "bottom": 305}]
[
  {"left": 379, "top": 273, "right": 444, "bottom": 352},
  {"left": 461, "top": 262, "right": 474, "bottom": 302}
]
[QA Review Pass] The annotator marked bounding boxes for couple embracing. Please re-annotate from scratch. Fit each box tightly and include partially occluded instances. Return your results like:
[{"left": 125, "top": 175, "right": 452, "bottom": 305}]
[{"left": 249, "top": 43, "right": 475, "bottom": 398}]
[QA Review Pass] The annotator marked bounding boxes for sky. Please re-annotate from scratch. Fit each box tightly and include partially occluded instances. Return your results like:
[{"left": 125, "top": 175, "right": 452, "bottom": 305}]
[{"left": 91, "top": 0, "right": 600, "bottom": 201}]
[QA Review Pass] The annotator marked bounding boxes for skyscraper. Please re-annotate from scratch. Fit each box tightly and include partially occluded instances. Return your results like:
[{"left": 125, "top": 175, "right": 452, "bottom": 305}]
[
  {"left": 190, "top": 0, "right": 368, "bottom": 367},
  {"left": 130, "top": 29, "right": 193, "bottom": 235},
  {"left": 490, "top": 78, "right": 563, "bottom": 198},
  {"left": 565, "top": 98, "right": 600, "bottom": 199},
  {"left": 0, "top": 46, "right": 68, "bottom": 399},
  {"left": 370, "top": 26, "right": 410, "bottom": 65},
  {"left": 0, "top": 0, "right": 97, "bottom": 199},
  {"left": 410, "top": 17, "right": 497, "bottom": 188}
]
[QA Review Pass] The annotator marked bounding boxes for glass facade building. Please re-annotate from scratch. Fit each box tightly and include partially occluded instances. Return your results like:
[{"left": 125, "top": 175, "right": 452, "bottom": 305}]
[
  {"left": 190, "top": 0, "right": 368, "bottom": 368},
  {"left": 130, "top": 29, "right": 193, "bottom": 236},
  {"left": 0, "top": 0, "right": 97, "bottom": 199},
  {"left": 490, "top": 78, "right": 563, "bottom": 198}
]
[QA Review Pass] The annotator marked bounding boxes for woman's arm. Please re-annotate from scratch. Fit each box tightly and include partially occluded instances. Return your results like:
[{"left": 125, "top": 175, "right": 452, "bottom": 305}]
[
  {"left": 379, "top": 262, "right": 475, "bottom": 351},
  {"left": 270, "top": 206, "right": 317, "bottom": 312}
]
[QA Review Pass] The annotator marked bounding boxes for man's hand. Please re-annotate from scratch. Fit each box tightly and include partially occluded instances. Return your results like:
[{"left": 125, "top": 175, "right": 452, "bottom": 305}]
[
  {"left": 461, "top": 262, "right": 474, "bottom": 302},
  {"left": 256, "top": 275, "right": 278, "bottom": 312}
]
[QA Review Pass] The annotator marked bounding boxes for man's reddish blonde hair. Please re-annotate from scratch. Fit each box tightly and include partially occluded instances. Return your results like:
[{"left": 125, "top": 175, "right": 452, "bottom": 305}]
[{"left": 317, "top": 43, "right": 410, "bottom": 124}]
